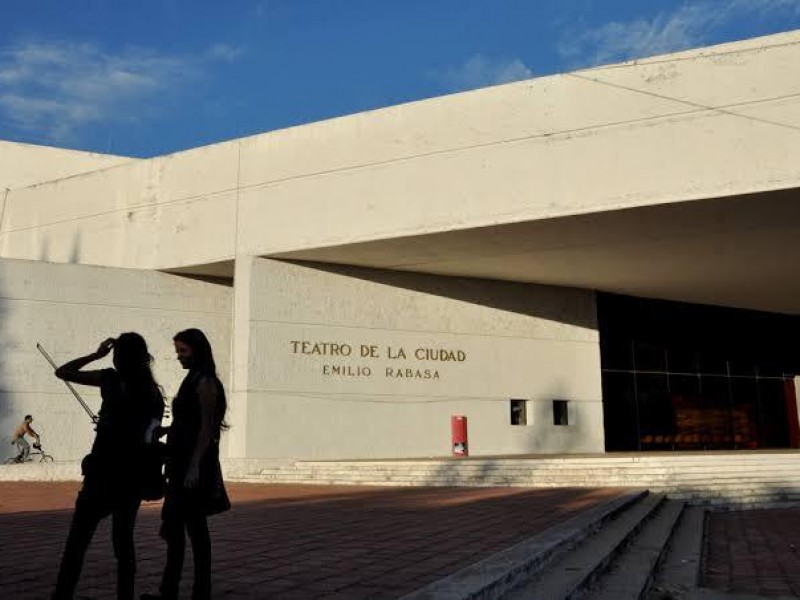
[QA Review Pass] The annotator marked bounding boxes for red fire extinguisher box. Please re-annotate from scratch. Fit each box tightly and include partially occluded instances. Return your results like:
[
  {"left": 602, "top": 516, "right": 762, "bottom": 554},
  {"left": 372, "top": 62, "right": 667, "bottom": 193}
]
[{"left": 451, "top": 415, "right": 468, "bottom": 457}]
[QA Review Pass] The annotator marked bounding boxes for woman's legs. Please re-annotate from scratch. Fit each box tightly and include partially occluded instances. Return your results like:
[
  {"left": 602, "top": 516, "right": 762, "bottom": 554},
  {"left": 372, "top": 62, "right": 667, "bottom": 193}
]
[
  {"left": 112, "top": 499, "right": 141, "bottom": 600},
  {"left": 153, "top": 515, "right": 211, "bottom": 600},
  {"left": 186, "top": 514, "right": 211, "bottom": 600},
  {"left": 158, "top": 519, "right": 186, "bottom": 600},
  {"left": 52, "top": 492, "right": 107, "bottom": 599}
]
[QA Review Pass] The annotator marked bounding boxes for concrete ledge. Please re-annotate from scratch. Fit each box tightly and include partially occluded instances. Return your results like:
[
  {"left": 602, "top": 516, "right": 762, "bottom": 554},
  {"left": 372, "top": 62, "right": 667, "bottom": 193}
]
[
  {"left": 234, "top": 453, "right": 800, "bottom": 506},
  {"left": 0, "top": 461, "right": 81, "bottom": 481},
  {"left": 0, "top": 459, "right": 298, "bottom": 483},
  {"left": 221, "top": 458, "right": 295, "bottom": 479}
]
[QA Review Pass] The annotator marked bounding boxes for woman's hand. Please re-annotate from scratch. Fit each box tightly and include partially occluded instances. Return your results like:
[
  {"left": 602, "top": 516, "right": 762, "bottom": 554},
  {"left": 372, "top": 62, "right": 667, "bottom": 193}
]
[
  {"left": 54, "top": 341, "right": 113, "bottom": 387},
  {"left": 95, "top": 338, "right": 115, "bottom": 358},
  {"left": 183, "top": 462, "right": 200, "bottom": 489}
]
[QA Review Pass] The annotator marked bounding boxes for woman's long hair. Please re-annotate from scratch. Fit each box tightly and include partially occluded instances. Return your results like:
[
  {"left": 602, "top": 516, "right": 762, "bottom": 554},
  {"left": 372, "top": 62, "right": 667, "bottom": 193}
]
[
  {"left": 174, "top": 328, "right": 216, "bottom": 376},
  {"left": 173, "top": 328, "right": 227, "bottom": 431},
  {"left": 113, "top": 332, "right": 163, "bottom": 407}
]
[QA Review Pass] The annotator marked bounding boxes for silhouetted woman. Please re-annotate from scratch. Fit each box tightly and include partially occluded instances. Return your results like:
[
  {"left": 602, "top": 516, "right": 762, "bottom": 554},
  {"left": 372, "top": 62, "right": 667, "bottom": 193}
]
[
  {"left": 52, "top": 334, "right": 164, "bottom": 600},
  {"left": 142, "top": 328, "right": 230, "bottom": 600}
]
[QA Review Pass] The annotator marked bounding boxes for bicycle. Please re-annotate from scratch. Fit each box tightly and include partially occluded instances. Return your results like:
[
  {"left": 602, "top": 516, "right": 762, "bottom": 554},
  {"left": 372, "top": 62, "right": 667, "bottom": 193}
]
[{"left": 4, "top": 442, "right": 54, "bottom": 464}]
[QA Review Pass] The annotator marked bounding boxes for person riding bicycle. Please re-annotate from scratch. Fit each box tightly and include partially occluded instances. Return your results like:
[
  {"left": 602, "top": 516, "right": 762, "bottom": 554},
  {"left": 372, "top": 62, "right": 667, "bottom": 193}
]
[{"left": 11, "top": 415, "right": 41, "bottom": 462}]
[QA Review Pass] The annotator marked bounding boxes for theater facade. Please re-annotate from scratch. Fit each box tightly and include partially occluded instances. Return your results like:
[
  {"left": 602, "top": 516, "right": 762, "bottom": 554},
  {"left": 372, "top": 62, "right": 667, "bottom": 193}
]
[{"left": 1, "top": 31, "right": 800, "bottom": 462}]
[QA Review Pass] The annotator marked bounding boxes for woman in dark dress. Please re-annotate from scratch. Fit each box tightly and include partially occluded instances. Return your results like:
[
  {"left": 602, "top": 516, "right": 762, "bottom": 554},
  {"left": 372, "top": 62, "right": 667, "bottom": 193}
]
[
  {"left": 52, "top": 333, "right": 164, "bottom": 600},
  {"left": 142, "top": 328, "right": 229, "bottom": 600}
]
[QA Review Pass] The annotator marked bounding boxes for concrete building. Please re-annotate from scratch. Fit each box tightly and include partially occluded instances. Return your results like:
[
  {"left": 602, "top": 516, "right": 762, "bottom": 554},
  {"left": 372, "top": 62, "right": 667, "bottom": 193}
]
[{"left": 2, "top": 30, "right": 800, "bottom": 463}]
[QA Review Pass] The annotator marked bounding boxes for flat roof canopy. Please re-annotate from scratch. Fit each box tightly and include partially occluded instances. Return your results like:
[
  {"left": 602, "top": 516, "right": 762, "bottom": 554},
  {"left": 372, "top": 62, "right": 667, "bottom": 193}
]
[{"left": 273, "top": 187, "right": 800, "bottom": 315}]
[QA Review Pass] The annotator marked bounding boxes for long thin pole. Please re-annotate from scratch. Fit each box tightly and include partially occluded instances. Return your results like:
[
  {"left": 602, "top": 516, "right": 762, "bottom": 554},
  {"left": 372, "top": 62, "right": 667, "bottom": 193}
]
[{"left": 36, "top": 343, "right": 99, "bottom": 423}]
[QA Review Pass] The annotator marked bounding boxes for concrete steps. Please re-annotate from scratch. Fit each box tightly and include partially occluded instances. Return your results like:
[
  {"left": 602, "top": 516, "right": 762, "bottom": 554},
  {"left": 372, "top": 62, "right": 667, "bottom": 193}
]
[
  {"left": 401, "top": 491, "right": 690, "bottom": 600},
  {"left": 399, "top": 490, "right": 649, "bottom": 600},
  {"left": 225, "top": 451, "right": 800, "bottom": 506},
  {"left": 501, "top": 495, "right": 689, "bottom": 600},
  {"left": 502, "top": 494, "right": 673, "bottom": 600},
  {"left": 587, "top": 499, "right": 685, "bottom": 599},
  {"left": 645, "top": 506, "right": 706, "bottom": 600}
]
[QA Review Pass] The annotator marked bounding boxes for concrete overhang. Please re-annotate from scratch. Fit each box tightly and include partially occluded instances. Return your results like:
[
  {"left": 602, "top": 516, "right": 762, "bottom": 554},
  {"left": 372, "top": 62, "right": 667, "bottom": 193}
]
[
  {"left": 3, "top": 29, "right": 800, "bottom": 299},
  {"left": 164, "top": 259, "right": 235, "bottom": 285},
  {"left": 271, "top": 187, "right": 800, "bottom": 315}
]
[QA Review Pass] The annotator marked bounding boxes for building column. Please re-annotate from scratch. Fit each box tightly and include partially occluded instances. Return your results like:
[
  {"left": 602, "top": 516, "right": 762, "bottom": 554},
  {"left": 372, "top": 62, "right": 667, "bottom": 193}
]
[{"left": 225, "top": 254, "right": 254, "bottom": 458}]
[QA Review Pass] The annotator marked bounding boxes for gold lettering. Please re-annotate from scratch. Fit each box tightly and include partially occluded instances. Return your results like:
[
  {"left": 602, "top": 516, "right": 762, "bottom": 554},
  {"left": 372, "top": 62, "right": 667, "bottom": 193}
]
[
  {"left": 292, "top": 341, "right": 354, "bottom": 356},
  {"left": 413, "top": 347, "right": 467, "bottom": 362},
  {"left": 388, "top": 347, "right": 406, "bottom": 360},
  {"left": 384, "top": 367, "right": 440, "bottom": 380},
  {"left": 322, "top": 364, "right": 371, "bottom": 377},
  {"left": 360, "top": 344, "right": 379, "bottom": 358}
]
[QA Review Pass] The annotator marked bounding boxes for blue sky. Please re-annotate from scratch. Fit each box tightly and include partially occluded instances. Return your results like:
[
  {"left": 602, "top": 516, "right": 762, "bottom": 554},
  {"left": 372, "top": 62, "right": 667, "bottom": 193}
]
[{"left": 2, "top": 0, "right": 800, "bottom": 157}]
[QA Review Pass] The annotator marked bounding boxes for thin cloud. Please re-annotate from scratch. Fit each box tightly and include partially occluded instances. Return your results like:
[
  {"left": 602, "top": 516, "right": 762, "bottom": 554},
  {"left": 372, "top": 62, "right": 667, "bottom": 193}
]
[
  {"left": 560, "top": 0, "right": 800, "bottom": 67},
  {"left": 206, "top": 43, "right": 244, "bottom": 62},
  {"left": 731, "top": 0, "right": 800, "bottom": 16},
  {"left": 437, "top": 55, "right": 534, "bottom": 92},
  {"left": 253, "top": 0, "right": 273, "bottom": 19},
  {"left": 0, "top": 40, "right": 241, "bottom": 144}
]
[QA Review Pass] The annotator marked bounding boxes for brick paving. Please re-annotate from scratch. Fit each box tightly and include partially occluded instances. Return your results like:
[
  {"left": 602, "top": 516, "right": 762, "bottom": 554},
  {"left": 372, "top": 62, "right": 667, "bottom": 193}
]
[
  {"left": 703, "top": 508, "right": 800, "bottom": 597},
  {"left": 0, "top": 481, "right": 623, "bottom": 599}
]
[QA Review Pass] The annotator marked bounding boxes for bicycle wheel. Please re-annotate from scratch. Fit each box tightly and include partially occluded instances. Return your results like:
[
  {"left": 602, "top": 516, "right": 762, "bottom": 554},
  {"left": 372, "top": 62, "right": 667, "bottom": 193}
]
[{"left": 41, "top": 454, "right": 54, "bottom": 463}]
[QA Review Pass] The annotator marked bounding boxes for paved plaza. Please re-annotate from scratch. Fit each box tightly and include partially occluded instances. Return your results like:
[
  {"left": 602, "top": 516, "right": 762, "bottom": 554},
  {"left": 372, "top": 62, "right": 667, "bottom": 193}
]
[
  {"left": 703, "top": 508, "right": 800, "bottom": 598},
  {"left": 3, "top": 481, "right": 800, "bottom": 598},
  {"left": 0, "top": 481, "right": 622, "bottom": 599}
]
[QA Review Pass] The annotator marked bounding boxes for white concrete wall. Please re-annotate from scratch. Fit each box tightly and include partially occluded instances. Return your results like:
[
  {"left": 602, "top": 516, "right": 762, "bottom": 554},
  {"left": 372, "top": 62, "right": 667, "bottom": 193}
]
[
  {"left": 0, "top": 140, "right": 132, "bottom": 190},
  {"left": 235, "top": 258, "right": 602, "bottom": 459},
  {"left": 0, "top": 258, "right": 232, "bottom": 462}
]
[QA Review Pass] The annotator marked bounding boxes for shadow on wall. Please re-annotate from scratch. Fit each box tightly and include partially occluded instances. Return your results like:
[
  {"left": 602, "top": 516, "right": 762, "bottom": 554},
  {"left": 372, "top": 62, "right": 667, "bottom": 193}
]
[
  {"left": 36, "top": 231, "right": 81, "bottom": 265},
  {"left": 262, "top": 261, "right": 599, "bottom": 460},
  {"left": 0, "top": 188, "right": 12, "bottom": 457},
  {"left": 67, "top": 231, "right": 81, "bottom": 264},
  {"left": 0, "top": 270, "right": 9, "bottom": 457},
  {"left": 280, "top": 260, "right": 597, "bottom": 330},
  {"left": 38, "top": 235, "right": 49, "bottom": 262},
  {"left": 2, "top": 230, "right": 93, "bottom": 463}
]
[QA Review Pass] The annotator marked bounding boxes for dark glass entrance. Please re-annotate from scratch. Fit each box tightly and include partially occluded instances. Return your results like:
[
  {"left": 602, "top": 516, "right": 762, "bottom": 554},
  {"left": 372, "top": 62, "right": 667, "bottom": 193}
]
[{"left": 598, "top": 293, "right": 800, "bottom": 451}]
